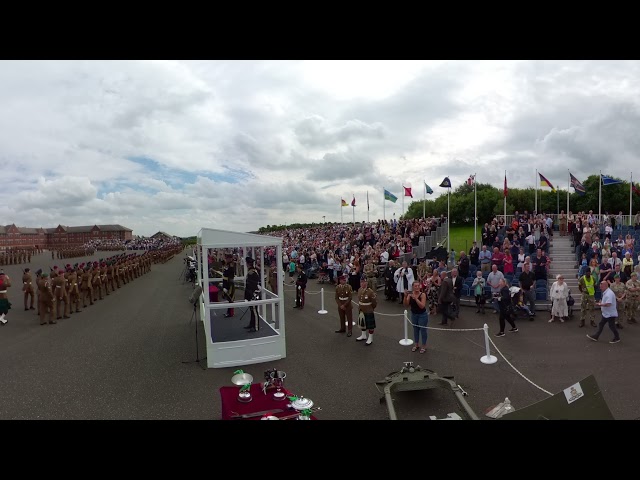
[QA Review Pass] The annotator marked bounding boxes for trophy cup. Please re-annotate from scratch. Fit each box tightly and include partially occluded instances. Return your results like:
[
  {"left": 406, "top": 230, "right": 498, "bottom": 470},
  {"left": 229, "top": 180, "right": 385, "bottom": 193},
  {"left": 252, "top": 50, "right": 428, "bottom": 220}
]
[
  {"left": 263, "top": 368, "right": 287, "bottom": 401},
  {"left": 288, "top": 396, "right": 314, "bottom": 419},
  {"left": 231, "top": 370, "right": 254, "bottom": 403}
]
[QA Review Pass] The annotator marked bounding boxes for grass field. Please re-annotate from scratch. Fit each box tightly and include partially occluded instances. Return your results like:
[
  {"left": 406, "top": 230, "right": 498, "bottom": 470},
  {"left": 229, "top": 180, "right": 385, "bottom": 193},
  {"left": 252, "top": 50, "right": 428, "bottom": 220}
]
[{"left": 446, "top": 225, "right": 482, "bottom": 254}]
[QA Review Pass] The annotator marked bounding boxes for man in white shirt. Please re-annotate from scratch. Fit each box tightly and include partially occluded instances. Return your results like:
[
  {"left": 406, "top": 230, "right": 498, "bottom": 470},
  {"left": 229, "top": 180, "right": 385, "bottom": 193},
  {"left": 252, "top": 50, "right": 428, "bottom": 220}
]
[
  {"left": 587, "top": 281, "right": 621, "bottom": 343},
  {"left": 379, "top": 250, "right": 389, "bottom": 264}
]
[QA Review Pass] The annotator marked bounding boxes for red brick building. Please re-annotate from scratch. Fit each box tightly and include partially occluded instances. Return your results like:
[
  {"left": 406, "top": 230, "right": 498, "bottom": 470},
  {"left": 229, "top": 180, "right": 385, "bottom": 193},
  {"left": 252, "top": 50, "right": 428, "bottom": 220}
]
[{"left": 0, "top": 224, "right": 133, "bottom": 249}]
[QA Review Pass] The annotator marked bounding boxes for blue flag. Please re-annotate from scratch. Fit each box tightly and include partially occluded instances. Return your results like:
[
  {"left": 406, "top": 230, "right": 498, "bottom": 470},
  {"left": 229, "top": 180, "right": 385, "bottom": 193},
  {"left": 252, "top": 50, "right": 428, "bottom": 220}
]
[
  {"left": 424, "top": 181, "right": 434, "bottom": 194},
  {"left": 601, "top": 174, "right": 623, "bottom": 185},
  {"left": 384, "top": 189, "right": 398, "bottom": 203},
  {"left": 439, "top": 177, "right": 451, "bottom": 188}
]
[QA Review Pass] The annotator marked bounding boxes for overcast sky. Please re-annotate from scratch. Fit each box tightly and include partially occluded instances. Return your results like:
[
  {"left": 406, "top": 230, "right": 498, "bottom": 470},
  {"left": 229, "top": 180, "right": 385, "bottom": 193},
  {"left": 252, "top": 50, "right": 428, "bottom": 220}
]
[{"left": 1, "top": 60, "right": 639, "bottom": 237}]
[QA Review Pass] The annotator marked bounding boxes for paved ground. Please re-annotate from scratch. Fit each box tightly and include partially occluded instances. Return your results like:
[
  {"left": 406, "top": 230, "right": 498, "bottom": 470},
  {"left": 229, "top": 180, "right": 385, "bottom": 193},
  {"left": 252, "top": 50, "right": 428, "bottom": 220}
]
[{"left": 1, "top": 251, "right": 639, "bottom": 420}]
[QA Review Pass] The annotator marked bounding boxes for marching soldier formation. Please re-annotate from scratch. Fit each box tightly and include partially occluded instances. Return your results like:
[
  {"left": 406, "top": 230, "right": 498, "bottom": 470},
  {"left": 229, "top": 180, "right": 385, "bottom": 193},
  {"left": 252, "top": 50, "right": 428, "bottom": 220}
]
[
  {"left": 0, "top": 248, "right": 38, "bottom": 266},
  {"left": 22, "top": 251, "right": 155, "bottom": 325}
]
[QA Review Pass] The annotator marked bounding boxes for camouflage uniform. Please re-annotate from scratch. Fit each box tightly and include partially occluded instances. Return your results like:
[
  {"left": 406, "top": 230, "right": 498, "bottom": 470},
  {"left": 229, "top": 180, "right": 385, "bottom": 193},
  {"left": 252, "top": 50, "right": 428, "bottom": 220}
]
[
  {"left": 625, "top": 275, "right": 640, "bottom": 324},
  {"left": 578, "top": 274, "right": 597, "bottom": 328}
]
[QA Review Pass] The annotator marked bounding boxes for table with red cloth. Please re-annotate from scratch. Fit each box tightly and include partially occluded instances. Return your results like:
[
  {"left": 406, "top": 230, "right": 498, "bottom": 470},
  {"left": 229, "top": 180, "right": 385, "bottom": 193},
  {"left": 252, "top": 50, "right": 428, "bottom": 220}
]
[{"left": 220, "top": 383, "right": 317, "bottom": 420}]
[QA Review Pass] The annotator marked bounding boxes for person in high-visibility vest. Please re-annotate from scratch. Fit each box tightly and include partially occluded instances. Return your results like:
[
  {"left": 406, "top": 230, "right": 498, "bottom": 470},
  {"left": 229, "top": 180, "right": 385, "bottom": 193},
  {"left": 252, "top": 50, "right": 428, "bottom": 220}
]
[{"left": 578, "top": 269, "right": 597, "bottom": 328}]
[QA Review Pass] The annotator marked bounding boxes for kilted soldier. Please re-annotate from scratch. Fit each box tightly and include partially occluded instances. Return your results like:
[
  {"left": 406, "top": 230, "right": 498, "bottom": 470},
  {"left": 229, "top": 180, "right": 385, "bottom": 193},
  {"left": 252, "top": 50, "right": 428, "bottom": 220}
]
[
  {"left": 356, "top": 277, "right": 377, "bottom": 345},
  {"left": 578, "top": 269, "right": 597, "bottom": 328},
  {"left": 334, "top": 274, "right": 353, "bottom": 336},
  {"left": 38, "top": 272, "right": 55, "bottom": 325},
  {"left": 0, "top": 270, "right": 11, "bottom": 325},
  {"left": 52, "top": 270, "right": 70, "bottom": 320},
  {"left": 243, "top": 257, "right": 262, "bottom": 332},
  {"left": 625, "top": 272, "right": 640, "bottom": 324},
  {"left": 22, "top": 267, "right": 36, "bottom": 311},
  {"left": 294, "top": 264, "right": 307, "bottom": 309},
  {"left": 222, "top": 254, "right": 236, "bottom": 317}
]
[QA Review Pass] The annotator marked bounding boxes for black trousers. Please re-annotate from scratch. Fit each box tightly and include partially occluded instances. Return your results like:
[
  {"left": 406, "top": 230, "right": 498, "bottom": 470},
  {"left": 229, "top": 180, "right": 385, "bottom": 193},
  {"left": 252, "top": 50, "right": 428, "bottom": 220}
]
[
  {"left": 499, "top": 310, "right": 516, "bottom": 333},
  {"left": 592, "top": 315, "right": 620, "bottom": 340}
]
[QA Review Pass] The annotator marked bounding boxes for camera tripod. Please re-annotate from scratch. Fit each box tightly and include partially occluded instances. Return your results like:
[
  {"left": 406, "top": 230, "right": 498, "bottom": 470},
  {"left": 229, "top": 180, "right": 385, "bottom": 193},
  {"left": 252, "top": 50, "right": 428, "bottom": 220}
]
[{"left": 182, "top": 301, "right": 207, "bottom": 370}]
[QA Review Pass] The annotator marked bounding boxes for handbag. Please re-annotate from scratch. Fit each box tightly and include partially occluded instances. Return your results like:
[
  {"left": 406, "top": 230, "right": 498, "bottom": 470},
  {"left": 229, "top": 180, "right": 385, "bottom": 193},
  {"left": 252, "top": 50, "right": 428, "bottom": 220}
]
[{"left": 567, "top": 294, "right": 575, "bottom": 306}]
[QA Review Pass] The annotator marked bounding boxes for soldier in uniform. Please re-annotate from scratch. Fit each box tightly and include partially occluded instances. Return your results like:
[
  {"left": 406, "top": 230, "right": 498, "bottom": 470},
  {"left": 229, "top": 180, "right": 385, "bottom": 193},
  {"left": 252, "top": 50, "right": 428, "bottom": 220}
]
[
  {"left": 334, "top": 274, "right": 353, "bottom": 336},
  {"left": 22, "top": 267, "right": 36, "bottom": 311},
  {"left": 578, "top": 269, "right": 598, "bottom": 328},
  {"left": 364, "top": 257, "right": 377, "bottom": 287},
  {"left": 0, "top": 270, "right": 11, "bottom": 325},
  {"left": 294, "top": 264, "right": 307, "bottom": 309},
  {"left": 243, "top": 257, "right": 262, "bottom": 332},
  {"left": 355, "top": 277, "right": 377, "bottom": 345},
  {"left": 92, "top": 261, "right": 102, "bottom": 301},
  {"left": 81, "top": 266, "right": 94, "bottom": 308},
  {"left": 268, "top": 261, "right": 278, "bottom": 296},
  {"left": 625, "top": 272, "right": 640, "bottom": 324},
  {"left": 38, "top": 272, "right": 55, "bottom": 325},
  {"left": 52, "top": 270, "right": 70, "bottom": 320},
  {"left": 609, "top": 274, "right": 627, "bottom": 329},
  {"left": 383, "top": 260, "right": 397, "bottom": 301},
  {"left": 68, "top": 266, "right": 81, "bottom": 313},
  {"left": 417, "top": 260, "right": 428, "bottom": 285},
  {"left": 222, "top": 254, "right": 235, "bottom": 317},
  {"left": 100, "top": 262, "right": 109, "bottom": 296}
]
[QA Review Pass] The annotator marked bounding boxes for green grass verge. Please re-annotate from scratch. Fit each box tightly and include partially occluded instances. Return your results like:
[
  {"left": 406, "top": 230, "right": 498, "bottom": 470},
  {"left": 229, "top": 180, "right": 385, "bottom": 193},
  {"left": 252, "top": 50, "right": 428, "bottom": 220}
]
[{"left": 445, "top": 225, "right": 482, "bottom": 254}]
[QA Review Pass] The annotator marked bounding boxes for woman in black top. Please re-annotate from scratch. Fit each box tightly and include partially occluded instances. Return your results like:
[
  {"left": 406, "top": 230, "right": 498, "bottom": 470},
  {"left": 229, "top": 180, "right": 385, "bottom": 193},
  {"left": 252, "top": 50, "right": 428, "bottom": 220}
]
[{"left": 404, "top": 281, "right": 429, "bottom": 353}]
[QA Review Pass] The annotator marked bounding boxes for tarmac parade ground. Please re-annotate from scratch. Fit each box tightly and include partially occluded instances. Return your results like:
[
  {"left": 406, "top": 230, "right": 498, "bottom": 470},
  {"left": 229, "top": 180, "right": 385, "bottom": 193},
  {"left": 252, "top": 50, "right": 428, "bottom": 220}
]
[{"left": 1, "top": 251, "right": 639, "bottom": 420}]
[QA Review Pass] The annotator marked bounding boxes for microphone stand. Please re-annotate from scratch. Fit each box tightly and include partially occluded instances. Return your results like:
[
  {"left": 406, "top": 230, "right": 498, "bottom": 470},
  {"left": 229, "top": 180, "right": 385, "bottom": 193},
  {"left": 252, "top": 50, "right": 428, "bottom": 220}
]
[{"left": 183, "top": 300, "right": 207, "bottom": 370}]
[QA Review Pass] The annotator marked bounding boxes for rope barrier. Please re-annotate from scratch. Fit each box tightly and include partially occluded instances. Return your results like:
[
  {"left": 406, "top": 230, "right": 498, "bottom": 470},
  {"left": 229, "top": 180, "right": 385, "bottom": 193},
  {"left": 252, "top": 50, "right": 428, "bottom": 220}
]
[{"left": 488, "top": 336, "right": 553, "bottom": 396}]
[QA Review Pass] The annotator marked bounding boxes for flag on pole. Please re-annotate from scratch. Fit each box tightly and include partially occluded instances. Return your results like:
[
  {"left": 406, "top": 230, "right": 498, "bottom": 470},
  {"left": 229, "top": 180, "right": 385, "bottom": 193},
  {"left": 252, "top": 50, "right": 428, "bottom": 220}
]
[
  {"left": 467, "top": 174, "right": 475, "bottom": 186},
  {"left": 424, "top": 181, "right": 433, "bottom": 194},
  {"left": 569, "top": 173, "right": 586, "bottom": 195},
  {"left": 384, "top": 189, "right": 398, "bottom": 203},
  {"left": 439, "top": 177, "right": 451, "bottom": 188},
  {"left": 602, "top": 174, "right": 623, "bottom": 185},
  {"left": 633, "top": 182, "right": 640, "bottom": 196},
  {"left": 367, "top": 191, "right": 369, "bottom": 211},
  {"left": 341, "top": 198, "right": 348, "bottom": 207},
  {"left": 351, "top": 195, "right": 356, "bottom": 207},
  {"left": 504, "top": 174, "right": 508, "bottom": 197},
  {"left": 538, "top": 172, "right": 556, "bottom": 192},
  {"left": 403, "top": 186, "right": 413, "bottom": 198}
]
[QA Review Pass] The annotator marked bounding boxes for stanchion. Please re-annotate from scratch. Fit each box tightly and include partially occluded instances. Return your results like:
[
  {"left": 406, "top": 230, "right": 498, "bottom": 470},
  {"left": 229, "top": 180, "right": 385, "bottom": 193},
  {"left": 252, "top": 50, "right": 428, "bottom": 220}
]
[
  {"left": 480, "top": 323, "right": 497, "bottom": 364},
  {"left": 318, "top": 288, "right": 328, "bottom": 315},
  {"left": 399, "top": 309, "right": 414, "bottom": 346}
]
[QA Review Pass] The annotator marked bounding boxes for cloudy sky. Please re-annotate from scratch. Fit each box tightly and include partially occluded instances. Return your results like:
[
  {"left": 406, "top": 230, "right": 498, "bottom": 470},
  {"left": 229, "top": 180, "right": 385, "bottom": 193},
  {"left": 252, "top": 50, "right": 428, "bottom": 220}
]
[{"left": 1, "top": 60, "right": 639, "bottom": 237}]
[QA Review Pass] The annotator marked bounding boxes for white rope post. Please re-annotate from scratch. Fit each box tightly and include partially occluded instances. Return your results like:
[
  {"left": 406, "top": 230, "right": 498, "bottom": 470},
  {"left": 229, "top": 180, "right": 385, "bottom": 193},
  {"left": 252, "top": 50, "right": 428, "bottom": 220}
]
[
  {"left": 399, "top": 309, "right": 414, "bottom": 346},
  {"left": 318, "top": 288, "right": 328, "bottom": 315},
  {"left": 480, "top": 323, "right": 497, "bottom": 364}
]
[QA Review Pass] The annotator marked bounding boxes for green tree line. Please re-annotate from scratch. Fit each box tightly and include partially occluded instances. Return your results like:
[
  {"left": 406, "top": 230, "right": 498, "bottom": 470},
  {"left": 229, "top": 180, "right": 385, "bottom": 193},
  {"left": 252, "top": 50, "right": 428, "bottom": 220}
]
[{"left": 404, "top": 175, "right": 640, "bottom": 224}]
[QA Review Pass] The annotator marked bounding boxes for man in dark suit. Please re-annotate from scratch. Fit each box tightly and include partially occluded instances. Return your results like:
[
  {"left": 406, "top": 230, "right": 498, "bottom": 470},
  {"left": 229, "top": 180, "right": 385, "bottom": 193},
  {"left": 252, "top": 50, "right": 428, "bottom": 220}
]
[
  {"left": 450, "top": 268, "right": 464, "bottom": 319},
  {"left": 438, "top": 271, "right": 455, "bottom": 326}
]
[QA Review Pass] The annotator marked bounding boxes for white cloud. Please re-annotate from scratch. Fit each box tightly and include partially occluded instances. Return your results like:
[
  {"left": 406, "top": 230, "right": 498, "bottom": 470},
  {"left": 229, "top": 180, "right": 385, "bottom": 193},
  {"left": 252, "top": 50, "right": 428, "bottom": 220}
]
[{"left": 2, "top": 60, "right": 640, "bottom": 236}]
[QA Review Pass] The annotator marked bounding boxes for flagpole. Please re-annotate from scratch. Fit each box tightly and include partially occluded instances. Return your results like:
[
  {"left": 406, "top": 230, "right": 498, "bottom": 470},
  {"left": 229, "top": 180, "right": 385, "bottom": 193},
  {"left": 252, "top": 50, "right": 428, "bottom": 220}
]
[
  {"left": 367, "top": 191, "right": 369, "bottom": 223},
  {"left": 567, "top": 169, "right": 570, "bottom": 217},
  {"left": 630, "top": 172, "right": 633, "bottom": 226},
  {"left": 383, "top": 188, "right": 385, "bottom": 221},
  {"left": 341, "top": 197, "right": 343, "bottom": 224},
  {"left": 402, "top": 185, "right": 404, "bottom": 218},
  {"left": 447, "top": 187, "right": 450, "bottom": 254},
  {"left": 352, "top": 193, "right": 355, "bottom": 226},
  {"left": 535, "top": 169, "right": 538, "bottom": 214},
  {"left": 423, "top": 182, "right": 425, "bottom": 220},
  {"left": 474, "top": 172, "right": 477, "bottom": 242},
  {"left": 599, "top": 170, "right": 602, "bottom": 222},
  {"left": 504, "top": 170, "right": 507, "bottom": 220}
]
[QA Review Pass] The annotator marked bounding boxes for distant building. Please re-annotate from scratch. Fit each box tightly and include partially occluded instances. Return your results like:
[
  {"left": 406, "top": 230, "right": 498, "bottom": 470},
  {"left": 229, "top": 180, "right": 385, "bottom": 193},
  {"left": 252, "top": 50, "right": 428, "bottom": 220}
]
[
  {"left": 0, "top": 223, "right": 133, "bottom": 249},
  {"left": 150, "top": 231, "right": 175, "bottom": 240}
]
